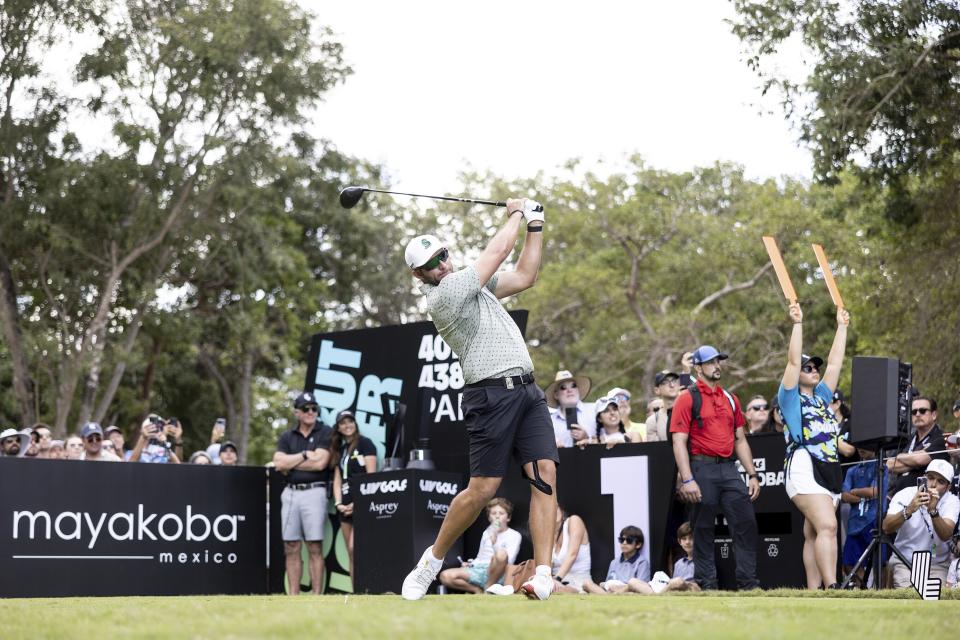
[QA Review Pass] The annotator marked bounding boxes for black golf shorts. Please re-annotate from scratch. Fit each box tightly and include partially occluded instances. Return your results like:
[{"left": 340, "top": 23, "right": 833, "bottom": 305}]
[{"left": 461, "top": 380, "right": 559, "bottom": 477}]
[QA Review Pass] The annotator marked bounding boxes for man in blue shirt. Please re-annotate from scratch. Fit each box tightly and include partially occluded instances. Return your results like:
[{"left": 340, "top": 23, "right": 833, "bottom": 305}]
[{"left": 840, "top": 447, "right": 888, "bottom": 585}]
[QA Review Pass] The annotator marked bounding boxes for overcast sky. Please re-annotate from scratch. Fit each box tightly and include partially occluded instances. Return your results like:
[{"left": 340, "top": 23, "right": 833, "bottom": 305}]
[{"left": 303, "top": 1, "right": 811, "bottom": 194}]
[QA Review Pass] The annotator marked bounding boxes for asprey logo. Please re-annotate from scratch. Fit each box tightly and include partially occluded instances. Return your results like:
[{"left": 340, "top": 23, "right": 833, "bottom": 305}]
[
  {"left": 360, "top": 479, "right": 407, "bottom": 495},
  {"left": 426, "top": 500, "right": 449, "bottom": 517},
  {"left": 12, "top": 505, "right": 246, "bottom": 549},
  {"left": 419, "top": 480, "right": 458, "bottom": 495},
  {"left": 369, "top": 502, "right": 399, "bottom": 518}
]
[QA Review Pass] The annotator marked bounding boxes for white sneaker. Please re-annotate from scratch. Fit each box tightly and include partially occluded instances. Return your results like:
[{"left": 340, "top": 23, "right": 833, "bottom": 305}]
[
  {"left": 485, "top": 583, "right": 515, "bottom": 596},
  {"left": 401, "top": 547, "right": 441, "bottom": 600},
  {"left": 520, "top": 573, "right": 554, "bottom": 600}
]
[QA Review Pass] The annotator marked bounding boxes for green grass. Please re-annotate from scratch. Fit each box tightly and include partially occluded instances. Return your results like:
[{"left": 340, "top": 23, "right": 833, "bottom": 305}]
[{"left": 1, "top": 591, "right": 958, "bottom": 639}]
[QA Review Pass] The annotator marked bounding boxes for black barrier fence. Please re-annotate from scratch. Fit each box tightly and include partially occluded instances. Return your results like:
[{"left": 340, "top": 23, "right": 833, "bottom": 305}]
[
  {"left": 0, "top": 437, "right": 803, "bottom": 597},
  {"left": 0, "top": 434, "right": 803, "bottom": 597}
]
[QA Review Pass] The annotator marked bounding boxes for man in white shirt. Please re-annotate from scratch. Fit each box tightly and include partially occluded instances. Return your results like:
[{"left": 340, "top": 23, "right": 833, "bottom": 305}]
[
  {"left": 439, "top": 498, "right": 522, "bottom": 594},
  {"left": 882, "top": 459, "right": 959, "bottom": 588},
  {"left": 545, "top": 370, "right": 593, "bottom": 448}
]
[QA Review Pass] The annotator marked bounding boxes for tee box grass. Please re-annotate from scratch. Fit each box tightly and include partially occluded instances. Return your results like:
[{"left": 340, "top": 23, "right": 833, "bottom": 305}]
[{"left": 0, "top": 590, "right": 958, "bottom": 639}]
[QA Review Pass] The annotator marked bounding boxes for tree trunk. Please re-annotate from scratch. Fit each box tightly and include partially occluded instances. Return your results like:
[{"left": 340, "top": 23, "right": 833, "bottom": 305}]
[
  {"left": 0, "top": 250, "right": 37, "bottom": 425},
  {"left": 238, "top": 351, "right": 254, "bottom": 464},
  {"left": 92, "top": 310, "right": 145, "bottom": 424},
  {"left": 198, "top": 350, "right": 237, "bottom": 440}
]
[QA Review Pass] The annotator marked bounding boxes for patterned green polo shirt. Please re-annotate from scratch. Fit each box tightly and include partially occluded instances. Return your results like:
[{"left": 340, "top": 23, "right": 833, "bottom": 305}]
[{"left": 420, "top": 266, "right": 533, "bottom": 384}]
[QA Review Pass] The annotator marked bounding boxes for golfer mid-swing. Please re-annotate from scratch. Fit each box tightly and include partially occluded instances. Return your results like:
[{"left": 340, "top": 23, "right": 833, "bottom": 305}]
[{"left": 401, "top": 197, "right": 559, "bottom": 601}]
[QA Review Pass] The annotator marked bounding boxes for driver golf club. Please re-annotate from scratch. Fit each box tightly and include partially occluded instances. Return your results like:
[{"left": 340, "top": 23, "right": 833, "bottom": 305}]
[{"left": 338, "top": 186, "right": 542, "bottom": 212}]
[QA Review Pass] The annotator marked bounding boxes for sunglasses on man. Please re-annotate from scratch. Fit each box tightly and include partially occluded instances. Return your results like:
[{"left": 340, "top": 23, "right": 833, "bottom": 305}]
[
  {"left": 618, "top": 536, "right": 640, "bottom": 544},
  {"left": 801, "top": 364, "right": 819, "bottom": 373},
  {"left": 420, "top": 248, "right": 449, "bottom": 271},
  {"left": 300, "top": 405, "right": 319, "bottom": 413},
  {"left": 911, "top": 407, "right": 931, "bottom": 416}
]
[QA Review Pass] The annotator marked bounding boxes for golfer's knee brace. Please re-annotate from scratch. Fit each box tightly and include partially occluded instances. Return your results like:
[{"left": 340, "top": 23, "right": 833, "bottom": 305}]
[{"left": 525, "top": 460, "right": 553, "bottom": 496}]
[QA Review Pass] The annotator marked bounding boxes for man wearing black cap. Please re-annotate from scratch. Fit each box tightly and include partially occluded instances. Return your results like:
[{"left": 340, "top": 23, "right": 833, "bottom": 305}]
[
  {"left": 272, "top": 391, "right": 333, "bottom": 595},
  {"left": 219, "top": 441, "right": 239, "bottom": 466},
  {"left": 80, "top": 422, "right": 120, "bottom": 461},
  {"left": 669, "top": 345, "right": 760, "bottom": 590},
  {"left": 646, "top": 370, "right": 682, "bottom": 442}
]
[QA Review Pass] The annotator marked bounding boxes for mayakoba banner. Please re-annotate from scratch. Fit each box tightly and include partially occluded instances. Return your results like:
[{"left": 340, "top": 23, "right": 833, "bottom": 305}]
[{"left": 0, "top": 458, "right": 267, "bottom": 597}]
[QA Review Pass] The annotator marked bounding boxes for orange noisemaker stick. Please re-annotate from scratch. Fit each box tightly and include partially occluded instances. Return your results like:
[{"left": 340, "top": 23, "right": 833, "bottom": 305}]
[
  {"left": 811, "top": 244, "right": 845, "bottom": 309},
  {"left": 762, "top": 236, "right": 797, "bottom": 304}
]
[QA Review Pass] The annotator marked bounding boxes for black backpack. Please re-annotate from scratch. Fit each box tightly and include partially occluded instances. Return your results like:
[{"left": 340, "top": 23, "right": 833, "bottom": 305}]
[{"left": 688, "top": 384, "right": 736, "bottom": 431}]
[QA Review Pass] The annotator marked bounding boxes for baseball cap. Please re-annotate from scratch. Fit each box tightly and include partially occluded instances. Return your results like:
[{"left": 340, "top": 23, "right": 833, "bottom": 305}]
[
  {"left": 832, "top": 389, "right": 845, "bottom": 404},
  {"left": 80, "top": 422, "right": 104, "bottom": 439},
  {"left": 952, "top": 399, "right": 960, "bottom": 412},
  {"left": 220, "top": 441, "right": 238, "bottom": 454},
  {"left": 801, "top": 354, "right": 824, "bottom": 369},
  {"left": 690, "top": 346, "right": 728, "bottom": 365},
  {"left": 335, "top": 410, "right": 355, "bottom": 424},
  {"left": 404, "top": 235, "right": 445, "bottom": 269},
  {"left": 925, "top": 459, "right": 954, "bottom": 484},
  {"left": 606, "top": 387, "right": 631, "bottom": 402},
  {"left": 105, "top": 425, "right": 122, "bottom": 436},
  {"left": 595, "top": 397, "right": 619, "bottom": 415},
  {"left": 654, "top": 370, "right": 680, "bottom": 386},
  {"left": 294, "top": 392, "right": 317, "bottom": 409}
]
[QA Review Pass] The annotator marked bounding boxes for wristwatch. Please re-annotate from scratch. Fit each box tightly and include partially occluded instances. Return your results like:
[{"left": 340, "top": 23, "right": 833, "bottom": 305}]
[{"left": 929, "top": 508, "right": 940, "bottom": 518}]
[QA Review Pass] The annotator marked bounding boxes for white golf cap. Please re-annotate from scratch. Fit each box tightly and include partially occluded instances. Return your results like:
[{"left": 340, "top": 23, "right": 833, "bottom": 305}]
[
  {"left": 925, "top": 459, "right": 954, "bottom": 484},
  {"left": 404, "top": 234, "right": 445, "bottom": 269}
]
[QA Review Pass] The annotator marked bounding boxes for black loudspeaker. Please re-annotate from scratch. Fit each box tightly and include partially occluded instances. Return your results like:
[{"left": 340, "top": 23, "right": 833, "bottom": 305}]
[{"left": 850, "top": 356, "right": 912, "bottom": 446}]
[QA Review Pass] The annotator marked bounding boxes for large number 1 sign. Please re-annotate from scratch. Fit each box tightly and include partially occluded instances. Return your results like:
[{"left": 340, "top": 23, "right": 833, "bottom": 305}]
[{"left": 600, "top": 456, "right": 651, "bottom": 566}]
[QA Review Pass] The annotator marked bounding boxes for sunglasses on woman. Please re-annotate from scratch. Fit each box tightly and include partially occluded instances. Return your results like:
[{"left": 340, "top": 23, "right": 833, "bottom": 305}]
[
  {"left": 618, "top": 536, "right": 640, "bottom": 544},
  {"left": 420, "top": 248, "right": 449, "bottom": 271},
  {"left": 801, "top": 364, "right": 819, "bottom": 373}
]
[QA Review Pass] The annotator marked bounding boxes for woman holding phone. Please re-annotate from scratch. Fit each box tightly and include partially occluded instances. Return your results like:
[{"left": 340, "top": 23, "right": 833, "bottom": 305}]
[
  {"left": 778, "top": 302, "right": 855, "bottom": 589},
  {"left": 330, "top": 410, "right": 377, "bottom": 584}
]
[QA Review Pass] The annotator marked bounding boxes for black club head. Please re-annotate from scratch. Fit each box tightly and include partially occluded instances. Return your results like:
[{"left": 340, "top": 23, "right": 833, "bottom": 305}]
[{"left": 338, "top": 186, "right": 366, "bottom": 209}]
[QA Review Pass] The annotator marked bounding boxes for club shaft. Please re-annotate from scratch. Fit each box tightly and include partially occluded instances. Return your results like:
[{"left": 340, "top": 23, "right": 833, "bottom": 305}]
[{"left": 362, "top": 188, "right": 505, "bottom": 208}]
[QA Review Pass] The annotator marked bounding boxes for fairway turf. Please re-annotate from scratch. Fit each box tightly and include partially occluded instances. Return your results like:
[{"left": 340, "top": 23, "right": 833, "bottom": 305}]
[{"left": 1, "top": 590, "right": 958, "bottom": 639}]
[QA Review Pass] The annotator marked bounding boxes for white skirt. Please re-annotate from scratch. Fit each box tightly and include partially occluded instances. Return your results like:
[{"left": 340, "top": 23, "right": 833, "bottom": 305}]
[{"left": 785, "top": 448, "right": 840, "bottom": 507}]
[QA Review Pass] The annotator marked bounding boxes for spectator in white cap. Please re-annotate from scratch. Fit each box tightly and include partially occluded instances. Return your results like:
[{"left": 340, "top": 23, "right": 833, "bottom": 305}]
[
  {"left": 882, "top": 458, "right": 959, "bottom": 588},
  {"left": 0, "top": 428, "right": 30, "bottom": 457},
  {"left": 606, "top": 387, "right": 644, "bottom": 443},
  {"left": 594, "top": 396, "right": 630, "bottom": 446},
  {"left": 545, "top": 370, "right": 593, "bottom": 448},
  {"left": 80, "top": 422, "right": 120, "bottom": 461}
]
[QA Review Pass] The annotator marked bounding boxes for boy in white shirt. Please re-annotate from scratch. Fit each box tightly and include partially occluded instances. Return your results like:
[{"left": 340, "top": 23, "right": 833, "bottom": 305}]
[{"left": 439, "top": 498, "right": 522, "bottom": 594}]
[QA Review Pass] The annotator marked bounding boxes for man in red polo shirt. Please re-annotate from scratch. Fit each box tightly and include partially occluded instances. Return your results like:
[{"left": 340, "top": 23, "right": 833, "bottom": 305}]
[{"left": 670, "top": 345, "right": 761, "bottom": 590}]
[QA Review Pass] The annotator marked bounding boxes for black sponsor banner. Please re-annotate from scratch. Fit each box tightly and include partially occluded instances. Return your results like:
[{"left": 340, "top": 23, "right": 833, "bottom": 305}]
[
  {"left": 303, "top": 312, "right": 528, "bottom": 472},
  {"left": 715, "top": 433, "right": 804, "bottom": 588},
  {"left": 0, "top": 458, "right": 267, "bottom": 598},
  {"left": 352, "top": 469, "right": 463, "bottom": 594}
]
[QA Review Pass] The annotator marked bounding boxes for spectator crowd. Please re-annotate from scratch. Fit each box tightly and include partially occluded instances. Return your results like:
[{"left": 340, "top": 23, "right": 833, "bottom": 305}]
[{"left": 3, "top": 348, "right": 960, "bottom": 594}]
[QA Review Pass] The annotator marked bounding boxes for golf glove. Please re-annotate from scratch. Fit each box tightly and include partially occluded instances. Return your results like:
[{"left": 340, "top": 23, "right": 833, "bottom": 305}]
[{"left": 523, "top": 199, "right": 544, "bottom": 224}]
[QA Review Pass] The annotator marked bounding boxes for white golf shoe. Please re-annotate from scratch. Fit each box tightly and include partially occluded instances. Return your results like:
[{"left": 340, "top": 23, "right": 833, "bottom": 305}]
[
  {"left": 401, "top": 546, "right": 441, "bottom": 600},
  {"left": 520, "top": 573, "right": 554, "bottom": 600}
]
